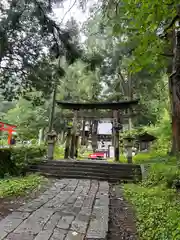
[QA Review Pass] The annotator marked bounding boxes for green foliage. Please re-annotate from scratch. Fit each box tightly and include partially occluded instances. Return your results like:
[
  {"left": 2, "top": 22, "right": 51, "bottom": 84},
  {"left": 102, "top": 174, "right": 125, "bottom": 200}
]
[
  {"left": 124, "top": 184, "right": 180, "bottom": 240},
  {"left": 3, "top": 98, "right": 49, "bottom": 139},
  {"left": 124, "top": 152, "right": 180, "bottom": 239},
  {"left": 142, "top": 162, "right": 180, "bottom": 188},
  {"left": 122, "top": 108, "right": 171, "bottom": 153},
  {"left": 0, "top": 149, "right": 17, "bottom": 177},
  {"left": 133, "top": 151, "right": 167, "bottom": 164},
  {"left": 0, "top": 0, "right": 86, "bottom": 98},
  {"left": 104, "top": 0, "right": 178, "bottom": 72},
  {"left": 0, "top": 145, "right": 46, "bottom": 177},
  {"left": 150, "top": 109, "right": 171, "bottom": 152},
  {"left": 83, "top": 6, "right": 169, "bottom": 126},
  {"left": 11, "top": 145, "right": 46, "bottom": 164},
  {"left": 0, "top": 174, "right": 47, "bottom": 197},
  {"left": 54, "top": 145, "right": 64, "bottom": 159}
]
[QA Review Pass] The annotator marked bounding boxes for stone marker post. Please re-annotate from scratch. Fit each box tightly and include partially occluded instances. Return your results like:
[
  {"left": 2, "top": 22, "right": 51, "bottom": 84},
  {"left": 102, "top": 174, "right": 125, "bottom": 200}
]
[
  {"left": 123, "top": 136, "right": 134, "bottom": 163},
  {"left": 47, "top": 130, "right": 57, "bottom": 160}
]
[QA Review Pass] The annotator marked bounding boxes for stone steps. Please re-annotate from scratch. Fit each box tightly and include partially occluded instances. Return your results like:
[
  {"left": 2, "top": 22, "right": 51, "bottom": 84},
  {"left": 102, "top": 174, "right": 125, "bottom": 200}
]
[{"left": 28, "top": 160, "right": 142, "bottom": 182}]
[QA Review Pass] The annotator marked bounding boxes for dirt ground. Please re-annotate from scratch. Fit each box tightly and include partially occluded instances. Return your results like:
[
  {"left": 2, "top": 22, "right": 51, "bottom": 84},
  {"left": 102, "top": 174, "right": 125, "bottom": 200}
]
[{"left": 108, "top": 184, "right": 138, "bottom": 240}]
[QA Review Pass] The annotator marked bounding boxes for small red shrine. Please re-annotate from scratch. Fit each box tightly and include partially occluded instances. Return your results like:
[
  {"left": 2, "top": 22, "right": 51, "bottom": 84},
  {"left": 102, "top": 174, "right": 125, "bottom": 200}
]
[{"left": 0, "top": 121, "right": 17, "bottom": 144}]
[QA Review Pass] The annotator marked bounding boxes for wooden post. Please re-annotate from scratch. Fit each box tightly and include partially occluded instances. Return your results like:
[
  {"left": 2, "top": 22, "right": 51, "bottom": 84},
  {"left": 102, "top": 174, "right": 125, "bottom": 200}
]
[
  {"left": 113, "top": 110, "right": 120, "bottom": 162},
  {"left": 91, "top": 119, "right": 98, "bottom": 152},
  {"left": 111, "top": 119, "right": 115, "bottom": 147},
  {"left": 70, "top": 110, "right": 77, "bottom": 158},
  {"left": 64, "top": 127, "right": 71, "bottom": 159},
  {"left": 75, "top": 135, "right": 79, "bottom": 158},
  {"left": 81, "top": 119, "right": 86, "bottom": 145}
]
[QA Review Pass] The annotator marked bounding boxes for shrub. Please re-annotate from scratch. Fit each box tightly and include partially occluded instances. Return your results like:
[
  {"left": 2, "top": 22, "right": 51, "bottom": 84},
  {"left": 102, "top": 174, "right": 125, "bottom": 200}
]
[
  {"left": 0, "top": 145, "right": 46, "bottom": 177},
  {"left": 0, "top": 149, "right": 17, "bottom": 177},
  {"left": 133, "top": 151, "right": 167, "bottom": 164},
  {"left": 141, "top": 162, "right": 180, "bottom": 188}
]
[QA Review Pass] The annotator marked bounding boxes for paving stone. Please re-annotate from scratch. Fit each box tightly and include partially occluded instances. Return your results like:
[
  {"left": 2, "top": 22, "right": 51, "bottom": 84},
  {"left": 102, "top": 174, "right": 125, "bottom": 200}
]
[
  {"left": 73, "top": 199, "right": 84, "bottom": 208},
  {"left": 71, "top": 219, "right": 88, "bottom": 234},
  {"left": 76, "top": 213, "right": 90, "bottom": 222},
  {"left": 86, "top": 217, "right": 108, "bottom": 240},
  {"left": 43, "top": 212, "right": 61, "bottom": 230},
  {"left": 82, "top": 196, "right": 95, "bottom": 209},
  {"left": 0, "top": 179, "right": 109, "bottom": 240},
  {"left": 0, "top": 215, "right": 24, "bottom": 238},
  {"left": 34, "top": 229, "right": 53, "bottom": 240},
  {"left": 65, "top": 231, "right": 84, "bottom": 240},
  {"left": 56, "top": 216, "right": 74, "bottom": 230},
  {"left": 8, "top": 211, "right": 30, "bottom": 220},
  {"left": 70, "top": 207, "right": 81, "bottom": 215},
  {"left": 79, "top": 207, "right": 92, "bottom": 216},
  {"left": 86, "top": 205, "right": 109, "bottom": 239},
  {"left": 92, "top": 206, "right": 109, "bottom": 219},
  {"left": 44, "top": 192, "right": 73, "bottom": 209},
  {"left": 50, "top": 228, "right": 67, "bottom": 240},
  {"left": 5, "top": 232, "right": 36, "bottom": 240},
  {"left": 14, "top": 208, "right": 54, "bottom": 235},
  {"left": 18, "top": 200, "right": 46, "bottom": 212}
]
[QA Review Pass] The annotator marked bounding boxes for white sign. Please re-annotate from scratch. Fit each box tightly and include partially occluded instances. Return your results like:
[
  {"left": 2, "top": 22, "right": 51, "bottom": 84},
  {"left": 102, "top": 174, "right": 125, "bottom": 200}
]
[{"left": 109, "top": 146, "right": 114, "bottom": 158}]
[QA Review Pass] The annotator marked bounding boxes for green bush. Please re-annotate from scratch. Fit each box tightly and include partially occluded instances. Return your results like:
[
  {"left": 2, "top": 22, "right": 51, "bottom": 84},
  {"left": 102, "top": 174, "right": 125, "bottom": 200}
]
[
  {"left": 0, "top": 145, "right": 46, "bottom": 177},
  {"left": 142, "top": 163, "right": 180, "bottom": 188},
  {"left": 0, "top": 149, "right": 17, "bottom": 177},
  {"left": 133, "top": 151, "right": 167, "bottom": 164}
]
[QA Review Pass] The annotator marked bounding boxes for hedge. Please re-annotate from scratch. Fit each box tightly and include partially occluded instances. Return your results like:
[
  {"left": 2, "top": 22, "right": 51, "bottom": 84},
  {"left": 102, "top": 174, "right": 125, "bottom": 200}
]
[{"left": 0, "top": 145, "right": 46, "bottom": 177}]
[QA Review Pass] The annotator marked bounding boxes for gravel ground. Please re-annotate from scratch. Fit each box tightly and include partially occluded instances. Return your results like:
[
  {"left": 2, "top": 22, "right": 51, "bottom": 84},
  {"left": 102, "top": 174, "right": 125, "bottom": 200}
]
[{"left": 108, "top": 184, "right": 138, "bottom": 240}]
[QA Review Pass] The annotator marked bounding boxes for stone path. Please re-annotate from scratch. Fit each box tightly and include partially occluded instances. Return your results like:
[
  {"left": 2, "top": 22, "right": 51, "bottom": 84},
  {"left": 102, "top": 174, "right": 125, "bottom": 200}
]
[{"left": 0, "top": 179, "right": 109, "bottom": 240}]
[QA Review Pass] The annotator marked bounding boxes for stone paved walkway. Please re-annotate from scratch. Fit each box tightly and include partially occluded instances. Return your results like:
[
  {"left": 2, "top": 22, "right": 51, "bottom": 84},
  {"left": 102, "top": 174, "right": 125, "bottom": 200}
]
[{"left": 0, "top": 179, "right": 109, "bottom": 240}]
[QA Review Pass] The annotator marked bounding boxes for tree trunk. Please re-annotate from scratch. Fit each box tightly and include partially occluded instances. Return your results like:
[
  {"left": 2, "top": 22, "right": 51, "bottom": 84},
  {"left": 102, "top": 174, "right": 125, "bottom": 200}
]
[
  {"left": 171, "top": 19, "right": 180, "bottom": 153},
  {"left": 168, "top": 62, "right": 176, "bottom": 154},
  {"left": 64, "top": 128, "right": 71, "bottom": 159},
  {"left": 128, "top": 73, "right": 133, "bottom": 130},
  {"left": 166, "top": 29, "right": 176, "bottom": 154}
]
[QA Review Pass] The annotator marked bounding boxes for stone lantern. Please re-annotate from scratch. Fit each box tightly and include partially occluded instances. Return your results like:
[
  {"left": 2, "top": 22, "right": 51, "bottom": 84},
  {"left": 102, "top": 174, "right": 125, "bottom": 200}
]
[
  {"left": 47, "top": 130, "right": 57, "bottom": 160},
  {"left": 123, "top": 135, "right": 135, "bottom": 163}
]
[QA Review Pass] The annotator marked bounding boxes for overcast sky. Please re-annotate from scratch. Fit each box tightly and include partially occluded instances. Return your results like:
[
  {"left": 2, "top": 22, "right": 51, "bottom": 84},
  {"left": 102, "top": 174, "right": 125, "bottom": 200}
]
[{"left": 53, "top": 0, "right": 97, "bottom": 26}]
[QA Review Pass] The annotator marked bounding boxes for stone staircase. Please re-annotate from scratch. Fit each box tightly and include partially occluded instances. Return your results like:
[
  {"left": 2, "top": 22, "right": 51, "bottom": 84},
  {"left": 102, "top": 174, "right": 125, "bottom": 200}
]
[{"left": 28, "top": 160, "right": 142, "bottom": 182}]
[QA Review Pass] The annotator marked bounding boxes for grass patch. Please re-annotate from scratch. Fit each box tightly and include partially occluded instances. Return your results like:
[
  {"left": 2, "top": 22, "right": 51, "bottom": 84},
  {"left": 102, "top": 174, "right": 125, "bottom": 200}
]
[
  {"left": 123, "top": 153, "right": 180, "bottom": 240},
  {"left": 0, "top": 174, "right": 47, "bottom": 198}
]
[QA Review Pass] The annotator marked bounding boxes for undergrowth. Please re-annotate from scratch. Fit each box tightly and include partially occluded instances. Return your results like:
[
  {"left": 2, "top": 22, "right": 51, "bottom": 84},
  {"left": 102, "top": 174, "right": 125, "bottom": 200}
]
[
  {"left": 0, "top": 174, "right": 47, "bottom": 198},
  {"left": 124, "top": 152, "right": 180, "bottom": 240}
]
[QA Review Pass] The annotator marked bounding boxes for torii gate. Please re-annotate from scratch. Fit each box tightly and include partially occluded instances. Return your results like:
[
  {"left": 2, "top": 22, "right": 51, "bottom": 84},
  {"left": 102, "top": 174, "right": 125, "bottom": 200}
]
[{"left": 0, "top": 121, "right": 17, "bottom": 144}]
